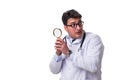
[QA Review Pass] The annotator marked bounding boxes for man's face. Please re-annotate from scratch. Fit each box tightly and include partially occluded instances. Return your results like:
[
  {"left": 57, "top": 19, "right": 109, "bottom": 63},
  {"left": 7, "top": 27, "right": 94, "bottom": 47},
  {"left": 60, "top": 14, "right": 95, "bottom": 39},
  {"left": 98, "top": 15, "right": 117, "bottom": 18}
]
[{"left": 64, "top": 18, "right": 83, "bottom": 39}]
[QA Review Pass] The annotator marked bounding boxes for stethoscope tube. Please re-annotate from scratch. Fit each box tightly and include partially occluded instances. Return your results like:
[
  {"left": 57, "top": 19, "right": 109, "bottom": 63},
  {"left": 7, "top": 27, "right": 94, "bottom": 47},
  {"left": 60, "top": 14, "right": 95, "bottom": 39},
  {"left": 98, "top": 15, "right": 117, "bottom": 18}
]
[{"left": 63, "top": 31, "right": 86, "bottom": 52}]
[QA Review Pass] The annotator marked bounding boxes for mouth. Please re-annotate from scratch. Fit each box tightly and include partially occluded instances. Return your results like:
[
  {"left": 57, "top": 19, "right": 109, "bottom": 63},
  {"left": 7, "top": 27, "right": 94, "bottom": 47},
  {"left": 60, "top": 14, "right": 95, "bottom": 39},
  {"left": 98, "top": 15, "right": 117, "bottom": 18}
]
[{"left": 76, "top": 31, "right": 82, "bottom": 34}]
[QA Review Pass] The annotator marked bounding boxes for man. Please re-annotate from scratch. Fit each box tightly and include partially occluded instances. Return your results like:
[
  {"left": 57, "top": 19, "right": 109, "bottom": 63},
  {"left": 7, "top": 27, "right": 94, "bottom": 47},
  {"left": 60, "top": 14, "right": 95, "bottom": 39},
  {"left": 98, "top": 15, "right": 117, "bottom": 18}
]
[{"left": 49, "top": 9, "right": 104, "bottom": 80}]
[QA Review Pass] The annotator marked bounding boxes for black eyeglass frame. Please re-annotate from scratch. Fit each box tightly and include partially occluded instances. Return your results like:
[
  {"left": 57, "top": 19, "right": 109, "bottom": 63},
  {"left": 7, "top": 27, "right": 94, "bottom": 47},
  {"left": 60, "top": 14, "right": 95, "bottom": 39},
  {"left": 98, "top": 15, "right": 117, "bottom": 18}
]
[{"left": 66, "top": 21, "right": 84, "bottom": 28}]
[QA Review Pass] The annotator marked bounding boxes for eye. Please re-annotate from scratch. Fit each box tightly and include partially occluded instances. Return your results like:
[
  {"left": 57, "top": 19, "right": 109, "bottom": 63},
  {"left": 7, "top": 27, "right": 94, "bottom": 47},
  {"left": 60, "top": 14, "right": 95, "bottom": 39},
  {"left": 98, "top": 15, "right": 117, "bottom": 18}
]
[{"left": 71, "top": 23, "right": 76, "bottom": 27}]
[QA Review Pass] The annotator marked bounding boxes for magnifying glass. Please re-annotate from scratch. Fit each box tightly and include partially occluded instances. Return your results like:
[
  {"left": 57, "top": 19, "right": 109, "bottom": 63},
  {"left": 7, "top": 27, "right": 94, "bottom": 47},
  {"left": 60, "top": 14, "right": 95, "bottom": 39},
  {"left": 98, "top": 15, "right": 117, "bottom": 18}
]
[{"left": 53, "top": 28, "right": 62, "bottom": 38}]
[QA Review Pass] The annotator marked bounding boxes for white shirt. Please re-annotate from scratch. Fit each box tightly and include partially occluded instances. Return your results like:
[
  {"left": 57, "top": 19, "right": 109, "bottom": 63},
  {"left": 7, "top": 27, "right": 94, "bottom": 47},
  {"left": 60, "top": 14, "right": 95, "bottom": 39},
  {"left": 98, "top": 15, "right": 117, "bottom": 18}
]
[{"left": 49, "top": 32, "right": 104, "bottom": 80}]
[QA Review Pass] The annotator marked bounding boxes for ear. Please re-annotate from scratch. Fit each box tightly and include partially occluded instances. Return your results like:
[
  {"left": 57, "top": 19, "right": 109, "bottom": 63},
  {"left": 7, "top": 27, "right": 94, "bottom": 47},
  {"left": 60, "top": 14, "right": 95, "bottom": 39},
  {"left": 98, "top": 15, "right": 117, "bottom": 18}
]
[{"left": 64, "top": 26, "right": 68, "bottom": 32}]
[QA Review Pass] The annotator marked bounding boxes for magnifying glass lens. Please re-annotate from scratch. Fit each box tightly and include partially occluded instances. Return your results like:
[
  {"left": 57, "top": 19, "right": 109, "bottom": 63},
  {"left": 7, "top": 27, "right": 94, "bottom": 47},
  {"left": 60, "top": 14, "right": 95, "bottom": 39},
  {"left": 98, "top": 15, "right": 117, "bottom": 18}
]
[{"left": 53, "top": 28, "right": 62, "bottom": 38}]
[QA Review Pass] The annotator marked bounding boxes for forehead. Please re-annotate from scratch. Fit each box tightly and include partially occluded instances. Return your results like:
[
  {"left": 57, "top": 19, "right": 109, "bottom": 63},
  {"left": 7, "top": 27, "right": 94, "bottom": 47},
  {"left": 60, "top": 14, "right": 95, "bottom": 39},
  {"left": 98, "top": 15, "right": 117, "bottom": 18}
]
[{"left": 67, "top": 18, "right": 81, "bottom": 24}]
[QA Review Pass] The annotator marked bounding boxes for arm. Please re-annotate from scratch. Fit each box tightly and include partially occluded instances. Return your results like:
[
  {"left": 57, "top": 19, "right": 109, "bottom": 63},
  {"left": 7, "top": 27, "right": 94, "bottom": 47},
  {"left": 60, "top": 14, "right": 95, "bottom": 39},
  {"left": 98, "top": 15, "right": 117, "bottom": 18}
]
[
  {"left": 73, "top": 35, "right": 104, "bottom": 73},
  {"left": 49, "top": 54, "right": 63, "bottom": 74},
  {"left": 49, "top": 38, "right": 69, "bottom": 74}
]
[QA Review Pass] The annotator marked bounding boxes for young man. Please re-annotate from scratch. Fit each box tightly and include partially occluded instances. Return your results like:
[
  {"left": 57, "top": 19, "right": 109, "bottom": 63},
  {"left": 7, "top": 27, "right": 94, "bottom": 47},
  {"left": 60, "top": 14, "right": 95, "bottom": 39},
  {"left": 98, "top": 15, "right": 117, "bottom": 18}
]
[{"left": 49, "top": 9, "right": 104, "bottom": 80}]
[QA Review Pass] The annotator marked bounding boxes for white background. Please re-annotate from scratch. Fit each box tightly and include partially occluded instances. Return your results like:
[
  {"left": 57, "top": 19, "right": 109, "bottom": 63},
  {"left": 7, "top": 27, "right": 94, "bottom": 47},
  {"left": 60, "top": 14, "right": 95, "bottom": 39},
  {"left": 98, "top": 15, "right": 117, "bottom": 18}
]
[{"left": 0, "top": 0, "right": 120, "bottom": 80}]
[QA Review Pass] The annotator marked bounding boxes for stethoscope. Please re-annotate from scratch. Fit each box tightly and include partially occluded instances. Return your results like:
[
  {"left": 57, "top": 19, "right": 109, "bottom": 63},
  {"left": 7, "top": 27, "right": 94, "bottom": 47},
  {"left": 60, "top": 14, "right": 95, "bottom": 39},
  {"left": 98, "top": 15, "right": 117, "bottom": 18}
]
[
  {"left": 53, "top": 28, "right": 86, "bottom": 52},
  {"left": 63, "top": 31, "right": 86, "bottom": 52}
]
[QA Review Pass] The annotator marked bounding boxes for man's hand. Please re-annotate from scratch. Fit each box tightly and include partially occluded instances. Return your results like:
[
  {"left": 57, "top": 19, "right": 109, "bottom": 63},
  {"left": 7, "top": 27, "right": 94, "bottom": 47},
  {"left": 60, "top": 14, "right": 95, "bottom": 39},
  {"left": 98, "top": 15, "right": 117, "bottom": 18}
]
[{"left": 54, "top": 38, "right": 69, "bottom": 56}]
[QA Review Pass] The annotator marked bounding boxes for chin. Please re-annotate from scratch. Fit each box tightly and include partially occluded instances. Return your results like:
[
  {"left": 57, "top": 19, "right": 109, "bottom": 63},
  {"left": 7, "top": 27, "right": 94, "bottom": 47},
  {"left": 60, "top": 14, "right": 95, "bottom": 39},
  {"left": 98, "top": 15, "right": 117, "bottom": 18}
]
[{"left": 76, "top": 35, "right": 82, "bottom": 38}]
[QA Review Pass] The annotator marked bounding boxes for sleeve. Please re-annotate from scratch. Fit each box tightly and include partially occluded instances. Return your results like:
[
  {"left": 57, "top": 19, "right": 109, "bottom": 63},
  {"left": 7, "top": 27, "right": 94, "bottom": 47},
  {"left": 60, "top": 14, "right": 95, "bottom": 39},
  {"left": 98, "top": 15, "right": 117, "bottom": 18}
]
[
  {"left": 73, "top": 35, "right": 104, "bottom": 73},
  {"left": 49, "top": 54, "right": 63, "bottom": 74}
]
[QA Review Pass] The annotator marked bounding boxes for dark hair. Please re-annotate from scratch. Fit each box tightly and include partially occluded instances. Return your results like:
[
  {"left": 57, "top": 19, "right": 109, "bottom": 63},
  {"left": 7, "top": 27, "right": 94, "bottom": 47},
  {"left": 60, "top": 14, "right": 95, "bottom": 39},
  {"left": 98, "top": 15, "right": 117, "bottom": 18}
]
[{"left": 62, "top": 9, "right": 82, "bottom": 25}]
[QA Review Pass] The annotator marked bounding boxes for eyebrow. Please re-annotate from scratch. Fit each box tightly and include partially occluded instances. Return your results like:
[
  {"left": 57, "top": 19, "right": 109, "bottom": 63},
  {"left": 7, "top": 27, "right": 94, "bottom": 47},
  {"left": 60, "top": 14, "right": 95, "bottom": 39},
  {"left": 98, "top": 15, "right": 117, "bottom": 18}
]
[
  {"left": 70, "top": 22, "right": 76, "bottom": 24},
  {"left": 69, "top": 20, "right": 81, "bottom": 24}
]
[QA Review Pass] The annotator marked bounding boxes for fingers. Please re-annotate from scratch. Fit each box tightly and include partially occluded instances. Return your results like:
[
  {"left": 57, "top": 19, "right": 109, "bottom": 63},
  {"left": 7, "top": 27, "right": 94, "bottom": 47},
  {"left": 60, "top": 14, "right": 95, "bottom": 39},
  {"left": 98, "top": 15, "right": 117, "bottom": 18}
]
[
  {"left": 54, "top": 38, "right": 69, "bottom": 56},
  {"left": 56, "top": 38, "right": 64, "bottom": 43},
  {"left": 54, "top": 44, "right": 62, "bottom": 55},
  {"left": 54, "top": 38, "right": 63, "bottom": 51},
  {"left": 55, "top": 38, "right": 63, "bottom": 46}
]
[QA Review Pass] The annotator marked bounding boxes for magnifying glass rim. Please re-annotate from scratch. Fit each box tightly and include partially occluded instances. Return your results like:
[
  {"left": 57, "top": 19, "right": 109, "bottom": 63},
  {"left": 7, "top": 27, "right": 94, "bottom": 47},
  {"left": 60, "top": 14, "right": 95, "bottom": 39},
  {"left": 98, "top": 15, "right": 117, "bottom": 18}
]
[{"left": 53, "top": 28, "right": 62, "bottom": 38}]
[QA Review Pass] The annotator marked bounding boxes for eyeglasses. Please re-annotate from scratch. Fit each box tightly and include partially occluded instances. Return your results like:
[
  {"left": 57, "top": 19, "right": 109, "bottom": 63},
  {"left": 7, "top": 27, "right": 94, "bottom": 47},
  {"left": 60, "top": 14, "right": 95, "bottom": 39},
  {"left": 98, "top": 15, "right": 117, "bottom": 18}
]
[{"left": 66, "top": 21, "right": 84, "bottom": 28}]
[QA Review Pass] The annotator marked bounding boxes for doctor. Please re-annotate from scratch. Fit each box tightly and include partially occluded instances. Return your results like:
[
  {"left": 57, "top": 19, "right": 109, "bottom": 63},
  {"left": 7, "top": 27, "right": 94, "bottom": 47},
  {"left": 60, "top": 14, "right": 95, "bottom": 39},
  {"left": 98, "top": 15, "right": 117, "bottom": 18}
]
[{"left": 49, "top": 9, "right": 104, "bottom": 80}]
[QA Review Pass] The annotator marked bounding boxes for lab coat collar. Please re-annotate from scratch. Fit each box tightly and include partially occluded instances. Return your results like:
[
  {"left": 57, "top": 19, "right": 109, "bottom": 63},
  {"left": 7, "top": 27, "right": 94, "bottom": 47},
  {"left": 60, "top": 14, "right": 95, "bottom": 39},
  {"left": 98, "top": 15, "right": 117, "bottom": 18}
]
[{"left": 66, "top": 30, "right": 85, "bottom": 44}]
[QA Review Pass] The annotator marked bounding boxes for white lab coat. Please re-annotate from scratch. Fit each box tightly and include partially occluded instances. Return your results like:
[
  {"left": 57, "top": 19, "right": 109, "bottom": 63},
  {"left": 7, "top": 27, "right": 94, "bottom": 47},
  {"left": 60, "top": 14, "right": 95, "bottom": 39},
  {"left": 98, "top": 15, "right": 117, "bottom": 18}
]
[{"left": 49, "top": 32, "right": 104, "bottom": 80}]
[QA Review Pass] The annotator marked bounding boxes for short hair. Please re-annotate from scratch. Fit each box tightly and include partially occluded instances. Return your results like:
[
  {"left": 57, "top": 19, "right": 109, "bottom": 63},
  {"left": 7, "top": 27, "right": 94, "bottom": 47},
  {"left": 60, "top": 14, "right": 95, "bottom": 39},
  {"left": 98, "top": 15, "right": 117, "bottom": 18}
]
[{"left": 62, "top": 9, "right": 82, "bottom": 25}]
